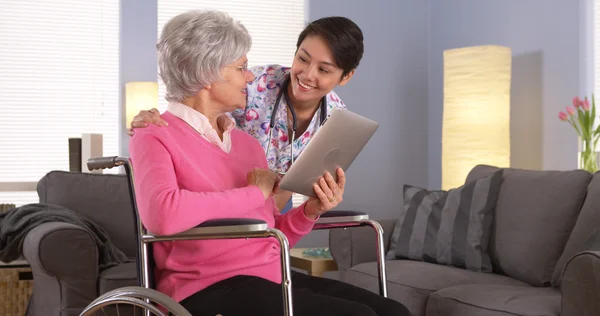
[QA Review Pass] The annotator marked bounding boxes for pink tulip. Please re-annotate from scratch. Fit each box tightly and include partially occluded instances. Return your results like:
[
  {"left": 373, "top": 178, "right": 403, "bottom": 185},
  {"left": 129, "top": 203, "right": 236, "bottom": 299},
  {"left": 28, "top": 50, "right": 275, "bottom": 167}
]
[
  {"left": 559, "top": 111, "right": 568, "bottom": 121},
  {"left": 583, "top": 98, "right": 591, "bottom": 111},
  {"left": 574, "top": 97, "right": 581, "bottom": 108},
  {"left": 567, "top": 106, "right": 576, "bottom": 115}
]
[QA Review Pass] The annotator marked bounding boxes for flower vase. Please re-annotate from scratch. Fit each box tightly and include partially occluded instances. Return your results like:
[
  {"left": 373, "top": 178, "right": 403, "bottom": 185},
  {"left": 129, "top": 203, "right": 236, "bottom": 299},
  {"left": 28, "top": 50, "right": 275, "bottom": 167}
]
[{"left": 578, "top": 137, "right": 599, "bottom": 173}]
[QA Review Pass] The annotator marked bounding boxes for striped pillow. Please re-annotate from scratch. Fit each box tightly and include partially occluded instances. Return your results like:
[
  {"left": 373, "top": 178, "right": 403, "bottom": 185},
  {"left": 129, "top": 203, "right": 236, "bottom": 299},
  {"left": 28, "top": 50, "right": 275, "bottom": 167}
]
[{"left": 386, "top": 170, "right": 503, "bottom": 272}]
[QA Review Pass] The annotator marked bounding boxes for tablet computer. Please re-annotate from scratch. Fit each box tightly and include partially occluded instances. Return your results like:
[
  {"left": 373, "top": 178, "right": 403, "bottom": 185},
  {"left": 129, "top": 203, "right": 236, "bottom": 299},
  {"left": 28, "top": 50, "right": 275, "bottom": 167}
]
[{"left": 278, "top": 108, "right": 379, "bottom": 198}]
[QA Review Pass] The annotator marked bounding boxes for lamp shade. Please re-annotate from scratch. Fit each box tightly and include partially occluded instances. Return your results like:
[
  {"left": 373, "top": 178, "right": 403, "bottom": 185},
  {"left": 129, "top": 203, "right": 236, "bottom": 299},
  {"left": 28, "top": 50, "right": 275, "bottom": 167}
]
[
  {"left": 442, "top": 45, "right": 511, "bottom": 190},
  {"left": 125, "top": 82, "right": 158, "bottom": 129}
]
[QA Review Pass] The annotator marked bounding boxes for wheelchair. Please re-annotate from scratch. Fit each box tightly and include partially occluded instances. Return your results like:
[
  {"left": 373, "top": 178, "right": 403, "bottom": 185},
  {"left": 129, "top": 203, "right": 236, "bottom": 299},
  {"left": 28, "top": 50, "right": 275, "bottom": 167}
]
[{"left": 79, "top": 156, "right": 389, "bottom": 316}]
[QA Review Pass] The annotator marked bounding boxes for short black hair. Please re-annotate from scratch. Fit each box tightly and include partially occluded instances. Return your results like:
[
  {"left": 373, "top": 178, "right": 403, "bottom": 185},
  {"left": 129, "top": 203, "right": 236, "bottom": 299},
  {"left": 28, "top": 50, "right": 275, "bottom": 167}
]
[{"left": 296, "top": 16, "right": 364, "bottom": 78}]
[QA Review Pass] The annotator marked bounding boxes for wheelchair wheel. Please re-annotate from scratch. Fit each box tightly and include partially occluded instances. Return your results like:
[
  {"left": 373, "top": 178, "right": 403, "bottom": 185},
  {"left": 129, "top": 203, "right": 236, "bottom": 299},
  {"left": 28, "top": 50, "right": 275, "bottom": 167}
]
[{"left": 80, "top": 286, "right": 192, "bottom": 316}]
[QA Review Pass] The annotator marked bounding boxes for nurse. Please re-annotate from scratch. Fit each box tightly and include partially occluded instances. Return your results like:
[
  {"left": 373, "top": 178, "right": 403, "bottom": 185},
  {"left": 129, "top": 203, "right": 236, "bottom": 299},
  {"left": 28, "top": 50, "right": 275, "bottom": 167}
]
[{"left": 129, "top": 16, "right": 364, "bottom": 213}]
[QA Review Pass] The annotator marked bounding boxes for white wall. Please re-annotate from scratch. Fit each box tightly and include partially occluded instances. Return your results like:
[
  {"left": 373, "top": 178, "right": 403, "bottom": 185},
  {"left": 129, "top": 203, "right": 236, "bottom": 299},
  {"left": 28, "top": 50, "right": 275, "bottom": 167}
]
[
  {"left": 427, "top": 0, "right": 589, "bottom": 189},
  {"left": 119, "top": 0, "right": 158, "bottom": 155}
]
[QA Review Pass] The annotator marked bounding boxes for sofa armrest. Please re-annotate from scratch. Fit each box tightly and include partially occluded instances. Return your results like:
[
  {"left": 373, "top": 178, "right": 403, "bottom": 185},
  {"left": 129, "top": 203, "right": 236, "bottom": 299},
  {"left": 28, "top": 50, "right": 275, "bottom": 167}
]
[
  {"left": 328, "top": 218, "right": 397, "bottom": 272},
  {"left": 23, "top": 222, "right": 100, "bottom": 316},
  {"left": 561, "top": 249, "right": 600, "bottom": 316}
]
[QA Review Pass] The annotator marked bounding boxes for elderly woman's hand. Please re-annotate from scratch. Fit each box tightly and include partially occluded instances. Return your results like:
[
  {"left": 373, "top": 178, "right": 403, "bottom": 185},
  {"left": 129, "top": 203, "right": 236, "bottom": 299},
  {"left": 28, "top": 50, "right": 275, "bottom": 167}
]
[
  {"left": 127, "top": 108, "right": 168, "bottom": 136},
  {"left": 304, "top": 168, "right": 346, "bottom": 220},
  {"left": 247, "top": 168, "right": 279, "bottom": 200}
]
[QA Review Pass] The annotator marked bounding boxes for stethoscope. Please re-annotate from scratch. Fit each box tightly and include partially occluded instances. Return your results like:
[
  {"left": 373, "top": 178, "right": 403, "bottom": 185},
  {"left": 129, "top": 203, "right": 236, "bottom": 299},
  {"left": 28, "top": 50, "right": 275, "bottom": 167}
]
[{"left": 265, "top": 75, "right": 328, "bottom": 174}]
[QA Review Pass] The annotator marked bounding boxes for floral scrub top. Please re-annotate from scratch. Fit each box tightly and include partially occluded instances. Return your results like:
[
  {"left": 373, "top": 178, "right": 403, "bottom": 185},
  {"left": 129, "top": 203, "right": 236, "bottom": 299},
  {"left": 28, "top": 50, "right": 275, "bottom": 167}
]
[{"left": 231, "top": 64, "right": 347, "bottom": 174}]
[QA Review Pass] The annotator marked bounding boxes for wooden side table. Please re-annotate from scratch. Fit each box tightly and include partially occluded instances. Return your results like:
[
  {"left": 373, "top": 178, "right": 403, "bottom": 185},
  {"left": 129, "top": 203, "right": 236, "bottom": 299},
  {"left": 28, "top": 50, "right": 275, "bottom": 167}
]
[
  {"left": 0, "top": 259, "right": 33, "bottom": 282},
  {"left": 290, "top": 248, "right": 338, "bottom": 277},
  {"left": 0, "top": 259, "right": 33, "bottom": 316}
]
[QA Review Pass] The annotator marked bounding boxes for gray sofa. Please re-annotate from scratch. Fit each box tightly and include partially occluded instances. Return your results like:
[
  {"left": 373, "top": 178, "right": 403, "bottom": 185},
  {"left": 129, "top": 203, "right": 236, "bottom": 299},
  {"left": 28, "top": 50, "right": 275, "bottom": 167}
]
[{"left": 329, "top": 165, "right": 600, "bottom": 316}]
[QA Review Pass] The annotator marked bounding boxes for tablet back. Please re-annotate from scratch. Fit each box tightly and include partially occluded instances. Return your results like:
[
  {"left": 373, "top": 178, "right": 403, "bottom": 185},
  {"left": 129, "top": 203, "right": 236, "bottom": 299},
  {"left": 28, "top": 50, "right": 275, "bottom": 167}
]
[{"left": 279, "top": 108, "right": 379, "bottom": 198}]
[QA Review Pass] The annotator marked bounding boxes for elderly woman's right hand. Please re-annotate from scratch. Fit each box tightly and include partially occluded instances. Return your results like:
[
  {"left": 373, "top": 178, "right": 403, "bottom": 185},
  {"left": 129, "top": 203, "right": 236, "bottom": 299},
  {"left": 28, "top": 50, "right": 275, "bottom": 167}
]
[
  {"left": 247, "top": 168, "right": 279, "bottom": 200},
  {"left": 127, "top": 108, "right": 168, "bottom": 136}
]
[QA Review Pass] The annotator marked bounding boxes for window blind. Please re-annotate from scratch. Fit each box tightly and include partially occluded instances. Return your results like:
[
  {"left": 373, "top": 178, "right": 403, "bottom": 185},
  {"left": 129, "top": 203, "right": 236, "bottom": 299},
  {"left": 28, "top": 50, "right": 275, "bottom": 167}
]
[
  {"left": 0, "top": 0, "right": 120, "bottom": 206},
  {"left": 158, "top": 0, "right": 308, "bottom": 207}
]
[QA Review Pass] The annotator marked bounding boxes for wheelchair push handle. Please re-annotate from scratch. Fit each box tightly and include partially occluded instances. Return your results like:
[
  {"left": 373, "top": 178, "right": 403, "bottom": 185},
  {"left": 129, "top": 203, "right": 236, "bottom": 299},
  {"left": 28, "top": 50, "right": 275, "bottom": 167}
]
[{"left": 87, "top": 156, "right": 129, "bottom": 171}]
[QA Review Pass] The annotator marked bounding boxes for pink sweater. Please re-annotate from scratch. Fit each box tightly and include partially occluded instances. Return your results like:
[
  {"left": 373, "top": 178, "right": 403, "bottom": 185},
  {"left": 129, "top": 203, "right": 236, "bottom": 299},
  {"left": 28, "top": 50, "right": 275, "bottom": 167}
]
[{"left": 129, "top": 111, "right": 317, "bottom": 303}]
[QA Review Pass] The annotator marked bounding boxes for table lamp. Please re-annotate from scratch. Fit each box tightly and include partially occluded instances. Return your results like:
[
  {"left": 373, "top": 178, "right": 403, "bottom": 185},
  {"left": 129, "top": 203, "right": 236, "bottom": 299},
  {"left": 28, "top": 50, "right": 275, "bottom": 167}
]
[{"left": 125, "top": 82, "right": 158, "bottom": 129}]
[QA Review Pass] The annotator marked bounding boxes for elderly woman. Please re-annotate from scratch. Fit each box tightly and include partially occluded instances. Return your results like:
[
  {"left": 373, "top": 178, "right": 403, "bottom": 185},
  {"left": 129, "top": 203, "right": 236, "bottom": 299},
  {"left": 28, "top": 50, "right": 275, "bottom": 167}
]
[{"left": 129, "top": 10, "right": 411, "bottom": 316}]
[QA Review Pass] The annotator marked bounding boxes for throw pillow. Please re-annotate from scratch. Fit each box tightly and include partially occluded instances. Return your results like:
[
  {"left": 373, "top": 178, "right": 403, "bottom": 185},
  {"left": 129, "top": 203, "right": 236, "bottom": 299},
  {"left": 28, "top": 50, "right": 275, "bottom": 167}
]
[{"left": 386, "top": 169, "right": 503, "bottom": 272}]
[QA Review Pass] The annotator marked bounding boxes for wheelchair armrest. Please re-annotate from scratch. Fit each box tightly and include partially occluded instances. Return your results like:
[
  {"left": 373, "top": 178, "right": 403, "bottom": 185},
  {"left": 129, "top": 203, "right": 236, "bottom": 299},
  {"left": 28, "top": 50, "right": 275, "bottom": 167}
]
[
  {"left": 150, "top": 218, "right": 269, "bottom": 238},
  {"left": 314, "top": 210, "right": 369, "bottom": 228},
  {"left": 193, "top": 218, "right": 268, "bottom": 233}
]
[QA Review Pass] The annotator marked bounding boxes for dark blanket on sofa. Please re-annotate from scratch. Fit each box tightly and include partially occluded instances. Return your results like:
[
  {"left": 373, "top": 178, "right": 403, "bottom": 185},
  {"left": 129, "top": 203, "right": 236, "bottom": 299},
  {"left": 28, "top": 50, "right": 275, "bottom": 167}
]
[{"left": 0, "top": 203, "right": 131, "bottom": 269}]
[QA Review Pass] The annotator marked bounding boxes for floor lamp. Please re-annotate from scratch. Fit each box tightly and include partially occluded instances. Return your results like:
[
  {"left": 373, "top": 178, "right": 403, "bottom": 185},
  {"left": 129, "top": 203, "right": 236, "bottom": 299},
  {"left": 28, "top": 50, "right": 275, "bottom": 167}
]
[{"left": 442, "top": 45, "right": 512, "bottom": 190}]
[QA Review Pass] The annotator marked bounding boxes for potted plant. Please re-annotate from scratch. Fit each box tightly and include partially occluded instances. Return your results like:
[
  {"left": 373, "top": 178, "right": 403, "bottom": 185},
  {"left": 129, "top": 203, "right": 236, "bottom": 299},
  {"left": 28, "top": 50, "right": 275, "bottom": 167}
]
[{"left": 559, "top": 95, "right": 600, "bottom": 173}]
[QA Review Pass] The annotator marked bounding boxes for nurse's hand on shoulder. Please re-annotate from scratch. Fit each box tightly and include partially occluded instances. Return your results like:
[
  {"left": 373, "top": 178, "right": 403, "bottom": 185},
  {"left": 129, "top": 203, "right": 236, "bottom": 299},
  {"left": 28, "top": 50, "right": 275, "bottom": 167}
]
[
  {"left": 127, "top": 108, "right": 168, "bottom": 136},
  {"left": 247, "top": 168, "right": 279, "bottom": 200},
  {"left": 304, "top": 168, "right": 346, "bottom": 220}
]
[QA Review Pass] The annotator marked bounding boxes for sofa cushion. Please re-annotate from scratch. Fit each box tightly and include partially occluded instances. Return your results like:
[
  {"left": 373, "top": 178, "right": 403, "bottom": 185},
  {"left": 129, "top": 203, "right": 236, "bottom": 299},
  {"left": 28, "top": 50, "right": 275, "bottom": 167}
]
[
  {"left": 426, "top": 284, "right": 560, "bottom": 316},
  {"left": 344, "top": 260, "right": 528, "bottom": 316},
  {"left": 386, "top": 170, "right": 503, "bottom": 272},
  {"left": 465, "top": 165, "right": 591, "bottom": 286},
  {"left": 552, "top": 171, "right": 600, "bottom": 286},
  {"left": 98, "top": 262, "right": 138, "bottom": 294}
]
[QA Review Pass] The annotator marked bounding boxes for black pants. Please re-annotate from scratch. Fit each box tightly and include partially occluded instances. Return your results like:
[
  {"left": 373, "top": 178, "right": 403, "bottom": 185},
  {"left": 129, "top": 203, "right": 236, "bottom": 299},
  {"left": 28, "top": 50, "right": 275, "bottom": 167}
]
[{"left": 180, "top": 271, "right": 411, "bottom": 316}]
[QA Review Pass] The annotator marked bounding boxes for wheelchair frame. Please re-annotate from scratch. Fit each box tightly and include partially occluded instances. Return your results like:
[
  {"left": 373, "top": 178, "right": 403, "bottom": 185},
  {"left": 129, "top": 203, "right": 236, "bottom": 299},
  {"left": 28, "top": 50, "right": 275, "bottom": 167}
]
[{"left": 79, "top": 156, "right": 388, "bottom": 316}]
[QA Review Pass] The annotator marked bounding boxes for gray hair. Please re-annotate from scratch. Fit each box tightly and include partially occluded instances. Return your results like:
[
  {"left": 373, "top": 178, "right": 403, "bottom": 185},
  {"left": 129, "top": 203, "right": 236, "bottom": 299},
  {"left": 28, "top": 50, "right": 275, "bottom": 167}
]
[{"left": 157, "top": 10, "right": 252, "bottom": 102}]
